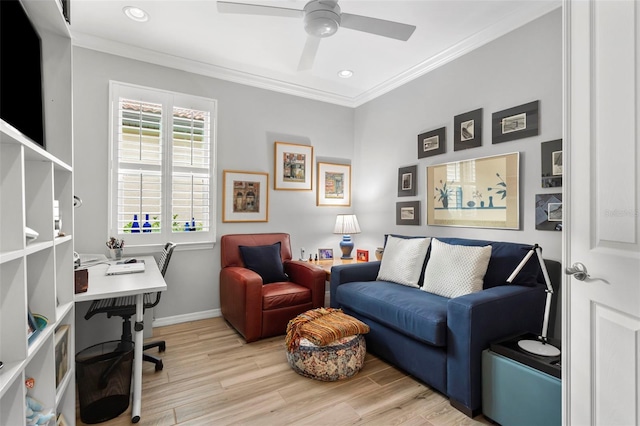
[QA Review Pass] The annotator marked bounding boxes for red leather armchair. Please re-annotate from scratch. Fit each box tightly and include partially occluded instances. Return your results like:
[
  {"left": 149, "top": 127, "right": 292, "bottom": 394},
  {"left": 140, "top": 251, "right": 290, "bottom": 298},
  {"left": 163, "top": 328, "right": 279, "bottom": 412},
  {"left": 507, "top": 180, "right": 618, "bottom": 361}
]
[{"left": 220, "top": 233, "right": 326, "bottom": 342}]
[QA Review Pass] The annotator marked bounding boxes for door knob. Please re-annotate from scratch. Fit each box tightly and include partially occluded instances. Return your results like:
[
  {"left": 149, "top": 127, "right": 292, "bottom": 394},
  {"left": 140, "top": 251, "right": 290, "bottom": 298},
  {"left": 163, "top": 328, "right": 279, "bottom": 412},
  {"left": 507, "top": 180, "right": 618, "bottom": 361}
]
[{"left": 565, "top": 262, "right": 590, "bottom": 281}]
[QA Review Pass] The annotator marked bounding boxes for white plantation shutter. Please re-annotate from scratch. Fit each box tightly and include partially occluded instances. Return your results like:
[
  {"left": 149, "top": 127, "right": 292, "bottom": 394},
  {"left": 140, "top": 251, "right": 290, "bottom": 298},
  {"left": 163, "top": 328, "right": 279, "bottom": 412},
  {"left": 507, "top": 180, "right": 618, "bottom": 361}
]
[{"left": 109, "top": 82, "right": 216, "bottom": 248}]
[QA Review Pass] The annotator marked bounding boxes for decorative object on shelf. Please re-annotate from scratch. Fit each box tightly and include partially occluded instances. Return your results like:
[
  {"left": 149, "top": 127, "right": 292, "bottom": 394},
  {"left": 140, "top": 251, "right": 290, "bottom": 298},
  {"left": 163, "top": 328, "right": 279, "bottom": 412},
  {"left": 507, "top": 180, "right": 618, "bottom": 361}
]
[
  {"left": 54, "top": 324, "right": 70, "bottom": 388},
  {"left": 396, "top": 201, "right": 420, "bottom": 225},
  {"left": 536, "top": 193, "right": 563, "bottom": 231},
  {"left": 274, "top": 141, "right": 313, "bottom": 190},
  {"left": 454, "top": 108, "right": 482, "bottom": 151},
  {"left": 541, "top": 139, "right": 562, "bottom": 187},
  {"left": 507, "top": 244, "right": 561, "bottom": 357},
  {"left": 318, "top": 248, "right": 334, "bottom": 260},
  {"left": 73, "top": 194, "right": 83, "bottom": 208},
  {"left": 333, "top": 214, "right": 361, "bottom": 259},
  {"left": 417, "top": 126, "right": 446, "bottom": 158},
  {"left": 143, "top": 214, "right": 152, "bottom": 232},
  {"left": 25, "top": 226, "right": 39, "bottom": 242},
  {"left": 222, "top": 170, "right": 269, "bottom": 222},
  {"left": 317, "top": 162, "right": 351, "bottom": 206},
  {"left": 106, "top": 237, "right": 124, "bottom": 260},
  {"left": 131, "top": 214, "right": 140, "bottom": 233},
  {"left": 356, "top": 249, "right": 369, "bottom": 262},
  {"left": 375, "top": 247, "right": 384, "bottom": 261},
  {"left": 492, "top": 100, "right": 540, "bottom": 144},
  {"left": 397, "top": 165, "right": 417, "bottom": 197},
  {"left": 427, "top": 152, "right": 520, "bottom": 229},
  {"left": 25, "top": 394, "right": 55, "bottom": 426}
]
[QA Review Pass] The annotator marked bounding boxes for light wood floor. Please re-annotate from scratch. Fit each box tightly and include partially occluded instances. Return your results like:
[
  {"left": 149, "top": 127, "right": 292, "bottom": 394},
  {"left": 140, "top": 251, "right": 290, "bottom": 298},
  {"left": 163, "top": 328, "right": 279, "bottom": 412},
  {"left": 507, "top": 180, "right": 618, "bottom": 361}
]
[{"left": 76, "top": 317, "right": 493, "bottom": 425}]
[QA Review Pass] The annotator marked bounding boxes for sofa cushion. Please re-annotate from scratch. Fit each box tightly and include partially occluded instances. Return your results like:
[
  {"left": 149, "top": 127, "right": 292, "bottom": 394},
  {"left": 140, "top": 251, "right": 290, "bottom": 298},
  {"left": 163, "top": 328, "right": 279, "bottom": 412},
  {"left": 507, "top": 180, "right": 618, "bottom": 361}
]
[
  {"left": 422, "top": 238, "right": 492, "bottom": 298},
  {"left": 239, "top": 242, "right": 289, "bottom": 284},
  {"left": 262, "top": 282, "right": 310, "bottom": 310},
  {"left": 336, "top": 281, "right": 448, "bottom": 346},
  {"left": 376, "top": 235, "right": 431, "bottom": 288}
]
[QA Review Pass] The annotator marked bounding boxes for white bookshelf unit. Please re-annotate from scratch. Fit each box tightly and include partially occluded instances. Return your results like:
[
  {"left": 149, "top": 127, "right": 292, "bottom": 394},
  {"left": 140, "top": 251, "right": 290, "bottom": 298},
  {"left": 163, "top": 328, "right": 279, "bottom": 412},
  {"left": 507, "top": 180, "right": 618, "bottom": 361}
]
[{"left": 0, "top": 0, "right": 75, "bottom": 424}]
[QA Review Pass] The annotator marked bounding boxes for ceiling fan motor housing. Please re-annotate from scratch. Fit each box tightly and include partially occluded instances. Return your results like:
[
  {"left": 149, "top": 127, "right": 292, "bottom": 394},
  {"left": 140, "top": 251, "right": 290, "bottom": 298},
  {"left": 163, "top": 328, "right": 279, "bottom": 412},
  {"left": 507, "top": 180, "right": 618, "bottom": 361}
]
[{"left": 303, "top": 1, "right": 341, "bottom": 37}]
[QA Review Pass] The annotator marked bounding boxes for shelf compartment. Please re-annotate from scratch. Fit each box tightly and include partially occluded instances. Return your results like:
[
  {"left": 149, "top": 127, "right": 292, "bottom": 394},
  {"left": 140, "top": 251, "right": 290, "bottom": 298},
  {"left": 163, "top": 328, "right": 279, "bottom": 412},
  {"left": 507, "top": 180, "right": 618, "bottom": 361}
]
[
  {"left": 0, "top": 142, "right": 25, "bottom": 254},
  {"left": 1, "top": 374, "right": 25, "bottom": 426},
  {"left": 27, "top": 248, "right": 56, "bottom": 326},
  {"left": 25, "top": 160, "right": 54, "bottom": 244},
  {"left": 0, "top": 258, "right": 28, "bottom": 366}
]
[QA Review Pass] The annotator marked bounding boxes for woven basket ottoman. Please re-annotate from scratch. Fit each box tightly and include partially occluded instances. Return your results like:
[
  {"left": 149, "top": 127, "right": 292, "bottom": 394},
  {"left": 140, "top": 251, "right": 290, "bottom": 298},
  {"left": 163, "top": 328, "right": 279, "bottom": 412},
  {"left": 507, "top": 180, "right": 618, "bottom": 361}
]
[{"left": 286, "top": 334, "right": 366, "bottom": 381}]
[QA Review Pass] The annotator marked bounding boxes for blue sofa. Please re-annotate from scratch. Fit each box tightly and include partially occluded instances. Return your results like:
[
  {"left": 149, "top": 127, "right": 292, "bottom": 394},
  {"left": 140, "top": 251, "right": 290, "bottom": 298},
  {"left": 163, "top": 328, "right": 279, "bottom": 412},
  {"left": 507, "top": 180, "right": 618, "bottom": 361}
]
[{"left": 330, "top": 236, "right": 556, "bottom": 417}]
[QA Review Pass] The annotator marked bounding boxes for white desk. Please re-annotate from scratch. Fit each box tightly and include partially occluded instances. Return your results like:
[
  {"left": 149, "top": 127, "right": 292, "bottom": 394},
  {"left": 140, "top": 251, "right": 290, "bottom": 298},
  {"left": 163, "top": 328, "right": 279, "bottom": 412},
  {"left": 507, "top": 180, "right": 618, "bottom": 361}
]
[{"left": 75, "top": 256, "right": 167, "bottom": 423}]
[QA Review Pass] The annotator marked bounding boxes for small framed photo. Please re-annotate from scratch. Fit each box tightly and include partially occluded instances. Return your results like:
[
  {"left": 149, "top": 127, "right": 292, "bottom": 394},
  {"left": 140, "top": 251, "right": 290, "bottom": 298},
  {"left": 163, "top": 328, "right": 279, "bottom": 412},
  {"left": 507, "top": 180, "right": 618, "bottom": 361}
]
[
  {"left": 541, "top": 139, "right": 563, "bottom": 187},
  {"left": 397, "top": 165, "right": 417, "bottom": 197},
  {"left": 274, "top": 142, "right": 313, "bottom": 190},
  {"left": 318, "top": 248, "right": 334, "bottom": 260},
  {"left": 396, "top": 201, "right": 420, "bottom": 226},
  {"left": 454, "top": 108, "right": 483, "bottom": 151},
  {"left": 223, "top": 170, "right": 269, "bottom": 222},
  {"left": 55, "top": 324, "right": 70, "bottom": 388},
  {"left": 317, "top": 162, "right": 351, "bottom": 206},
  {"left": 492, "top": 100, "right": 540, "bottom": 144},
  {"left": 417, "top": 127, "right": 446, "bottom": 158},
  {"left": 535, "top": 193, "right": 563, "bottom": 231},
  {"left": 356, "top": 249, "right": 369, "bottom": 262}
]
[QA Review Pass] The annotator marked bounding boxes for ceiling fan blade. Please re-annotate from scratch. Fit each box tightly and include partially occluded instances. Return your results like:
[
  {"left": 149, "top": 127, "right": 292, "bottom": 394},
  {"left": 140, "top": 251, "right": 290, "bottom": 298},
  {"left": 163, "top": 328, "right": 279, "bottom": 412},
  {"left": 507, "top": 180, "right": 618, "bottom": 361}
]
[
  {"left": 297, "top": 36, "right": 321, "bottom": 71},
  {"left": 217, "top": 1, "right": 303, "bottom": 18},
  {"left": 340, "top": 13, "right": 416, "bottom": 41}
]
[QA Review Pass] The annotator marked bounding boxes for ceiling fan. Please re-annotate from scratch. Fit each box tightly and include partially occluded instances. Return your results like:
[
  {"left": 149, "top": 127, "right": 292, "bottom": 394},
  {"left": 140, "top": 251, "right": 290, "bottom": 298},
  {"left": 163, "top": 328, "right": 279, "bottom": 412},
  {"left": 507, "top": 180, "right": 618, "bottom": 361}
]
[{"left": 217, "top": 0, "right": 416, "bottom": 71}]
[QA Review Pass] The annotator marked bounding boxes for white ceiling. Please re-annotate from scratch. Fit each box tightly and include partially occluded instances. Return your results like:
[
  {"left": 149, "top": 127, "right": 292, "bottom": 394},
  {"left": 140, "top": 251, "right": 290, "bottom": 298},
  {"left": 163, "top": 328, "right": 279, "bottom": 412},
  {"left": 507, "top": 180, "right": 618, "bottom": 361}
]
[{"left": 69, "top": 0, "right": 561, "bottom": 107}]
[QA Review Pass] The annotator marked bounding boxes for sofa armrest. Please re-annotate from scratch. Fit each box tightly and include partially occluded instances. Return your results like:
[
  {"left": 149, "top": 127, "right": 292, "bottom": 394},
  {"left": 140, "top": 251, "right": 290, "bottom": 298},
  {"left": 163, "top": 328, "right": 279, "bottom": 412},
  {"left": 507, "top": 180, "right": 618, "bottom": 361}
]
[
  {"left": 329, "top": 261, "right": 381, "bottom": 308},
  {"left": 284, "top": 260, "right": 326, "bottom": 308},
  {"left": 220, "top": 266, "right": 264, "bottom": 341},
  {"left": 446, "top": 284, "right": 546, "bottom": 416}
]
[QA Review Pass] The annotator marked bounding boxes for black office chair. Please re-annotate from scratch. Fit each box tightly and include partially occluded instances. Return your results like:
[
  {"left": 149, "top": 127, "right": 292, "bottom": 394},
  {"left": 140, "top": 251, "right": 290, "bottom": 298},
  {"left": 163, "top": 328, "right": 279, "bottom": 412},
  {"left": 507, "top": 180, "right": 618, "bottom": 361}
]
[{"left": 85, "top": 242, "right": 176, "bottom": 371}]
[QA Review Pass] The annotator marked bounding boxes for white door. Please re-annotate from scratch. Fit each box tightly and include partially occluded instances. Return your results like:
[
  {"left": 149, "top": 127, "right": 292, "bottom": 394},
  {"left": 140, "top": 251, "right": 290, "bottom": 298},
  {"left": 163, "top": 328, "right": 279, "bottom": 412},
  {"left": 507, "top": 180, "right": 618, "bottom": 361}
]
[{"left": 564, "top": 1, "right": 640, "bottom": 425}]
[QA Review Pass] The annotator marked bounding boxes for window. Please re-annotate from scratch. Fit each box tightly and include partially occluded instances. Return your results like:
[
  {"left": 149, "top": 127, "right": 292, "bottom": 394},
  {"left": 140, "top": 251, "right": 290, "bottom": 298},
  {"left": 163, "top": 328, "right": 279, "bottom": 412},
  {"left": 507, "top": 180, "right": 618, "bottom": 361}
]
[{"left": 109, "top": 82, "right": 216, "bottom": 248}]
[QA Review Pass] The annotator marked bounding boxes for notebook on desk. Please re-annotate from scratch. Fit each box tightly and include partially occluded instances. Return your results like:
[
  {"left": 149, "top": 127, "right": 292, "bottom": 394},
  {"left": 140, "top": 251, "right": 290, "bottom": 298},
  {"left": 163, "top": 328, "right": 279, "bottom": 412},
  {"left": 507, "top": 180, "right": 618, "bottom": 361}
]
[{"left": 105, "top": 260, "right": 146, "bottom": 276}]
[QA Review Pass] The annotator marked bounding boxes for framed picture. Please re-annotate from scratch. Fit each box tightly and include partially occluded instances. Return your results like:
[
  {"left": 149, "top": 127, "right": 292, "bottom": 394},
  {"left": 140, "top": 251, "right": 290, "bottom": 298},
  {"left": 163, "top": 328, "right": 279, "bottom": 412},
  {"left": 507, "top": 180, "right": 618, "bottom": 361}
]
[
  {"left": 454, "top": 108, "right": 483, "bottom": 151},
  {"left": 541, "top": 139, "right": 562, "bottom": 187},
  {"left": 318, "top": 248, "right": 334, "bottom": 260},
  {"left": 274, "top": 142, "right": 313, "bottom": 190},
  {"left": 396, "top": 201, "right": 420, "bottom": 226},
  {"left": 427, "top": 152, "right": 520, "bottom": 229},
  {"left": 417, "top": 127, "right": 446, "bottom": 158},
  {"left": 222, "top": 170, "right": 269, "bottom": 222},
  {"left": 492, "top": 100, "right": 540, "bottom": 144},
  {"left": 317, "top": 162, "right": 351, "bottom": 206},
  {"left": 55, "top": 324, "right": 70, "bottom": 388},
  {"left": 536, "top": 193, "right": 563, "bottom": 231},
  {"left": 397, "top": 165, "right": 417, "bottom": 197},
  {"left": 356, "top": 249, "right": 369, "bottom": 262}
]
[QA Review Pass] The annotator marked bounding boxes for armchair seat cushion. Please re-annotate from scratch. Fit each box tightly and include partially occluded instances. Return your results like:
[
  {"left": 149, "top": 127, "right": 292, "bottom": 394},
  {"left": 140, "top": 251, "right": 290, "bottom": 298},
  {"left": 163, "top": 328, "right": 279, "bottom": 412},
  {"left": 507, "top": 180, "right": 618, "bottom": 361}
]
[{"left": 263, "top": 282, "right": 312, "bottom": 310}]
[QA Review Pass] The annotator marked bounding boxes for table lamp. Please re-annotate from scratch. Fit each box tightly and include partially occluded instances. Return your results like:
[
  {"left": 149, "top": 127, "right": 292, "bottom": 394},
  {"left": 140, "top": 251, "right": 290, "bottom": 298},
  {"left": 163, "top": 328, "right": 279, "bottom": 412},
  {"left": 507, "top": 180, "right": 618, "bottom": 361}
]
[
  {"left": 333, "top": 214, "right": 361, "bottom": 259},
  {"left": 507, "top": 243, "right": 561, "bottom": 357}
]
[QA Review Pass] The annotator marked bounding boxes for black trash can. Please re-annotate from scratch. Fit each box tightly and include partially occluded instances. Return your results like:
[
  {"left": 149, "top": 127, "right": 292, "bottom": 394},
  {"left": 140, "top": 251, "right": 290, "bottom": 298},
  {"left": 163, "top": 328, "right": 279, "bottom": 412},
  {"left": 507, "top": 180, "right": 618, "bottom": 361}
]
[{"left": 76, "top": 341, "right": 134, "bottom": 424}]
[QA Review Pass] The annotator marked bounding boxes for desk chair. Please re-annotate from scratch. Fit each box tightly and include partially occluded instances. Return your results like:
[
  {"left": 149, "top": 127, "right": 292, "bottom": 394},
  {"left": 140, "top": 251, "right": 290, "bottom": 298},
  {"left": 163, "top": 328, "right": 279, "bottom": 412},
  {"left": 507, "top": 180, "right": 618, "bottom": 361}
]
[{"left": 85, "top": 242, "right": 176, "bottom": 371}]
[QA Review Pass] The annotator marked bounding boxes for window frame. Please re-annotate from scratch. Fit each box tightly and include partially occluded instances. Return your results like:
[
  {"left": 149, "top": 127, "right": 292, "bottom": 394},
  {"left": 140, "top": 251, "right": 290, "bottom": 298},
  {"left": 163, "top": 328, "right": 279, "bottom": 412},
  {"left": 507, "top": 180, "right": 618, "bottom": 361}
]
[{"left": 108, "top": 81, "right": 217, "bottom": 250}]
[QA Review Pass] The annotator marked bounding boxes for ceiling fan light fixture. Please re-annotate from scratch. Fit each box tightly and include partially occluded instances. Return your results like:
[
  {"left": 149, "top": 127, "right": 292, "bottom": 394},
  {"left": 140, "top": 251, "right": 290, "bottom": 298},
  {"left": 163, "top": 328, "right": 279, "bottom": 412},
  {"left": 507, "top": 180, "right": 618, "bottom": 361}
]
[
  {"left": 123, "top": 6, "right": 149, "bottom": 22},
  {"left": 304, "top": 10, "right": 340, "bottom": 37}
]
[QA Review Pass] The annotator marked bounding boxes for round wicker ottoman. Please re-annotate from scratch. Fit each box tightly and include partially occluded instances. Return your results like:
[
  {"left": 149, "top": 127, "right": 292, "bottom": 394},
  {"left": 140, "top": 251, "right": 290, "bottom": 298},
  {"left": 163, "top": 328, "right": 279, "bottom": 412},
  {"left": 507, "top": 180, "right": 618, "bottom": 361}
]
[{"left": 286, "top": 334, "right": 366, "bottom": 381}]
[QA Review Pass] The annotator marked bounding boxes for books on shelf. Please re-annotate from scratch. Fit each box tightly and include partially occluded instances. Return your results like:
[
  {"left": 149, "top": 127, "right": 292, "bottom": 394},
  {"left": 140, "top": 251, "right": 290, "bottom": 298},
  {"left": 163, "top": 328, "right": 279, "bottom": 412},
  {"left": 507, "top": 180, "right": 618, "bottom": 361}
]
[{"left": 54, "top": 325, "right": 70, "bottom": 388}]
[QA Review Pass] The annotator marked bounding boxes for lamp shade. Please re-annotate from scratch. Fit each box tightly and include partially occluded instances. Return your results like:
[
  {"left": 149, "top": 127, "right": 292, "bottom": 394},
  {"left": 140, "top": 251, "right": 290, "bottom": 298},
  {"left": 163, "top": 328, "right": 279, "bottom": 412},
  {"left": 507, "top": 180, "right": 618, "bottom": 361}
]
[{"left": 333, "top": 214, "right": 361, "bottom": 235}]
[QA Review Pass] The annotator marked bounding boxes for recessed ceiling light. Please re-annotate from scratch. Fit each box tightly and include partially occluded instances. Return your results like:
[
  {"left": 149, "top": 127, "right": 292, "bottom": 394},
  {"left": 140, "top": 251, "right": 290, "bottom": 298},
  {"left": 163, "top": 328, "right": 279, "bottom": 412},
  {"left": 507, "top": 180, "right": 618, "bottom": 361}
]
[
  {"left": 123, "top": 6, "right": 149, "bottom": 22},
  {"left": 338, "top": 70, "right": 353, "bottom": 78}
]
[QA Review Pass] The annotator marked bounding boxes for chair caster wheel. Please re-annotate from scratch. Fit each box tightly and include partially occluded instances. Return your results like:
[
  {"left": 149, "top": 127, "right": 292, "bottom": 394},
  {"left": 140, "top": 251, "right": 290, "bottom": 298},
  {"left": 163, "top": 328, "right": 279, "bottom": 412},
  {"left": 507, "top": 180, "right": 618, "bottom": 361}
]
[
  {"left": 159, "top": 342, "right": 166, "bottom": 352},
  {"left": 155, "top": 361, "right": 163, "bottom": 372}
]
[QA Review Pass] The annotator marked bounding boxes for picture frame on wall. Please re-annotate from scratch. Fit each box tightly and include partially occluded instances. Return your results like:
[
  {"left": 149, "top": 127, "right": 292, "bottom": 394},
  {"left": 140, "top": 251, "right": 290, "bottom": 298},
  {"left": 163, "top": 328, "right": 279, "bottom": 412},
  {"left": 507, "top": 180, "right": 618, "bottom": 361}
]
[
  {"left": 427, "top": 152, "right": 520, "bottom": 229},
  {"left": 274, "top": 142, "right": 313, "bottom": 190},
  {"left": 396, "top": 201, "right": 420, "bottom": 226},
  {"left": 222, "top": 170, "right": 269, "bottom": 222},
  {"left": 417, "top": 127, "right": 446, "bottom": 158},
  {"left": 397, "top": 165, "right": 417, "bottom": 197},
  {"left": 317, "top": 162, "right": 351, "bottom": 206},
  {"left": 535, "top": 193, "right": 563, "bottom": 231},
  {"left": 492, "top": 100, "right": 540, "bottom": 144},
  {"left": 541, "top": 139, "right": 562, "bottom": 187},
  {"left": 318, "top": 248, "right": 334, "bottom": 260},
  {"left": 454, "top": 108, "right": 483, "bottom": 151}
]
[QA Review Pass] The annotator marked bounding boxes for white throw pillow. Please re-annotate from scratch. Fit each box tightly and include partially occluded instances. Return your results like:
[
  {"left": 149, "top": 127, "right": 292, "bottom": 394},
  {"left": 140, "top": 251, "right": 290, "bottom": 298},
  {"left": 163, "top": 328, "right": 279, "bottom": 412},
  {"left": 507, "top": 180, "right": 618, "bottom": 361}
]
[
  {"left": 376, "top": 236, "right": 431, "bottom": 288},
  {"left": 422, "top": 238, "right": 492, "bottom": 298}
]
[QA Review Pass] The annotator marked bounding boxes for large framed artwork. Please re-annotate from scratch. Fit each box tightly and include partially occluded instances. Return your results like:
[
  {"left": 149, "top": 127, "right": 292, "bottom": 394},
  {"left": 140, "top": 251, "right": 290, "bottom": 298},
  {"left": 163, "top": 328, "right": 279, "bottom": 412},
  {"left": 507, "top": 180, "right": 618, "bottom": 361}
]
[
  {"left": 492, "top": 100, "right": 540, "bottom": 144},
  {"left": 396, "top": 201, "right": 420, "bottom": 225},
  {"left": 274, "top": 142, "right": 313, "bottom": 190},
  {"left": 541, "top": 139, "right": 562, "bottom": 187},
  {"left": 427, "top": 152, "right": 520, "bottom": 229},
  {"left": 417, "top": 127, "right": 446, "bottom": 158},
  {"left": 535, "top": 193, "right": 563, "bottom": 231},
  {"left": 454, "top": 108, "right": 482, "bottom": 151},
  {"left": 317, "top": 162, "right": 351, "bottom": 206},
  {"left": 222, "top": 170, "right": 269, "bottom": 222},
  {"left": 397, "top": 165, "right": 417, "bottom": 197}
]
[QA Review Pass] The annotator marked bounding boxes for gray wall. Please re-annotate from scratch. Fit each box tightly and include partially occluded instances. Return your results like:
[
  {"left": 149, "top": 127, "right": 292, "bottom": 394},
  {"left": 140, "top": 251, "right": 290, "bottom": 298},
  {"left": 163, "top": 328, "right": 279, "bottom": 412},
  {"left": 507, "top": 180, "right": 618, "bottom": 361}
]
[{"left": 73, "top": 8, "right": 562, "bottom": 345}]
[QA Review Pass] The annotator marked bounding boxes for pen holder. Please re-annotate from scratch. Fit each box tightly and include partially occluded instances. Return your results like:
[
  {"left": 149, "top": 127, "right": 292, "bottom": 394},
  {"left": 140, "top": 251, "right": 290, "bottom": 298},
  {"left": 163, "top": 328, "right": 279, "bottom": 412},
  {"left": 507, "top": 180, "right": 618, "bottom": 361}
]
[{"left": 109, "top": 248, "right": 123, "bottom": 260}]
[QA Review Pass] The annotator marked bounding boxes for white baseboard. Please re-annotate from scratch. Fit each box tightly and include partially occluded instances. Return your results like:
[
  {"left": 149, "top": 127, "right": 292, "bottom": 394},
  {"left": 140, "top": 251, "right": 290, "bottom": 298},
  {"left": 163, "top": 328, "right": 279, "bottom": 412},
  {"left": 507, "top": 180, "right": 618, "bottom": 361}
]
[{"left": 152, "top": 308, "right": 221, "bottom": 328}]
